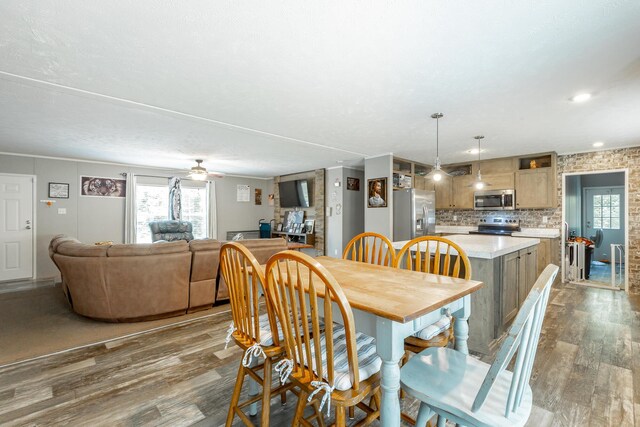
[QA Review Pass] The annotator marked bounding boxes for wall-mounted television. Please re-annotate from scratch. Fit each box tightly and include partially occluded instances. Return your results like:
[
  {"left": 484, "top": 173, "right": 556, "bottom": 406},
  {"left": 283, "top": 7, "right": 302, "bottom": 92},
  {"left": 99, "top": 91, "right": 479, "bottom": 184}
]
[{"left": 279, "top": 179, "right": 313, "bottom": 208}]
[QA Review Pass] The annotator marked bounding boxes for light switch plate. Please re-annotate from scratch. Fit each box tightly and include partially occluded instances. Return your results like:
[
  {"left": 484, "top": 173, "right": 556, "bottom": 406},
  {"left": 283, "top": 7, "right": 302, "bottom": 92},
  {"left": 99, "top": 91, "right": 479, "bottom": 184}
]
[{"left": 58, "top": 208, "right": 67, "bottom": 215}]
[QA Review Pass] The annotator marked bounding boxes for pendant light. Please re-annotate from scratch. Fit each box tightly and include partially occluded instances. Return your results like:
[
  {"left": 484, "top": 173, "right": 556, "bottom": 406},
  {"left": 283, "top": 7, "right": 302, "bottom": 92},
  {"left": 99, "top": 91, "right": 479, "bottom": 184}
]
[
  {"left": 472, "top": 135, "right": 489, "bottom": 190},
  {"left": 425, "top": 113, "right": 450, "bottom": 182}
]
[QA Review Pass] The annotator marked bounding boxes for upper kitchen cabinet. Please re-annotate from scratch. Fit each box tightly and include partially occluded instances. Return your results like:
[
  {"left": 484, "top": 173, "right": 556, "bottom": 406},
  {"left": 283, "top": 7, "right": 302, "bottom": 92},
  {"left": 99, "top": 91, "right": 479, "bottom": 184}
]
[
  {"left": 392, "top": 157, "right": 432, "bottom": 190},
  {"left": 434, "top": 164, "right": 473, "bottom": 209},
  {"left": 515, "top": 153, "right": 557, "bottom": 208},
  {"left": 483, "top": 172, "right": 515, "bottom": 189}
]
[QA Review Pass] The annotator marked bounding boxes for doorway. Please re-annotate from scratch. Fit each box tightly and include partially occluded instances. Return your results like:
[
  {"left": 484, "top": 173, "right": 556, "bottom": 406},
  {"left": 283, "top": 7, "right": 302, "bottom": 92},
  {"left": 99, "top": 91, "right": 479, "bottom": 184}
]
[
  {"left": 562, "top": 170, "right": 628, "bottom": 291},
  {"left": 0, "top": 174, "right": 36, "bottom": 283}
]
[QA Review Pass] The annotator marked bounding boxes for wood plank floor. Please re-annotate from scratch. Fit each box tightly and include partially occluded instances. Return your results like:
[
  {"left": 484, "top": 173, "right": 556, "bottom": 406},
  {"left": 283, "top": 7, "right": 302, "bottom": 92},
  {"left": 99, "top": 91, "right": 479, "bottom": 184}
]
[{"left": 0, "top": 281, "right": 638, "bottom": 426}]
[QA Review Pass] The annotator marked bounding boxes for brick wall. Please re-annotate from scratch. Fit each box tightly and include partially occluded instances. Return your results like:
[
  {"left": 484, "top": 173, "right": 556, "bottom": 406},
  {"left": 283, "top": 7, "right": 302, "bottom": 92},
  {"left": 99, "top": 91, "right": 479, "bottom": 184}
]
[
  {"left": 437, "top": 147, "right": 640, "bottom": 292},
  {"left": 274, "top": 169, "right": 325, "bottom": 256}
]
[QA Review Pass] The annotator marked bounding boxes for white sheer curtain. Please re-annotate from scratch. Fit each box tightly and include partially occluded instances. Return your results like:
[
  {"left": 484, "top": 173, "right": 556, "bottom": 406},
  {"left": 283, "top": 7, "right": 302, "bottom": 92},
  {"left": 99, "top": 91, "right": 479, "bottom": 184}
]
[
  {"left": 124, "top": 173, "right": 137, "bottom": 243},
  {"left": 207, "top": 180, "right": 217, "bottom": 239}
]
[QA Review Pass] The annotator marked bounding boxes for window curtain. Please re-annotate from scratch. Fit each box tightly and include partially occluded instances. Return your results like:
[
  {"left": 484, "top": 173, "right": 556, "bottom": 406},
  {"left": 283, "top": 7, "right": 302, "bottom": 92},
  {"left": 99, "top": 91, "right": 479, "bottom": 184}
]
[
  {"left": 169, "top": 177, "right": 182, "bottom": 220},
  {"left": 124, "top": 173, "right": 137, "bottom": 243},
  {"left": 207, "top": 180, "right": 217, "bottom": 239}
]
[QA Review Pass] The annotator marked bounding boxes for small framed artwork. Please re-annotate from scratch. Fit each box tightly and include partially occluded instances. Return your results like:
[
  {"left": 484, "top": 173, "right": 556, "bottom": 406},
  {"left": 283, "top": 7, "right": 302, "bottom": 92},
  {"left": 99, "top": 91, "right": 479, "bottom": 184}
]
[
  {"left": 367, "top": 177, "right": 387, "bottom": 208},
  {"left": 255, "top": 188, "right": 262, "bottom": 205},
  {"left": 48, "top": 182, "right": 69, "bottom": 199},
  {"left": 346, "top": 177, "right": 360, "bottom": 191},
  {"left": 304, "top": 219, "right": 315, "bottom": 234},
  {"left": 276, "top": 223, "right": 283, "bottom": 232}
]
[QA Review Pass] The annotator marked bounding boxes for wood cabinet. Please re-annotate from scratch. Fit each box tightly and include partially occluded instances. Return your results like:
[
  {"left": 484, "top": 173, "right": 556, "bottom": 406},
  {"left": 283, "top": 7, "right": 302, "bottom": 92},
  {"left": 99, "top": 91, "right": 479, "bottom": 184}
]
[
  {"left": 434, "top": 174, "right": 474, "bottom": 209},
  {"left": 518, "top": 247, "right": 538, "bottom": 306},
  {"left": 501, "top": 251, "right": 520, "bottom": 327},
  {"left": 500, "top": 246, "right": 538, "bottom": 328},
  {"left": 537, "top": 237, "right": 560, "bottom": 284},
  {"left": 439, "top": 151, "right": 557, "bottom": 210},
  {"left": 434, "top": 175, "right": 453, "bottom": 209},
  {"left": 271, "top": 231, "right": 315, "bottom": 246},
  {"left": 484, "top": 172, "right": 515, "bottom": 190},
  {"left": 515, "top": 167, "right": 555, "bottom": 208}
]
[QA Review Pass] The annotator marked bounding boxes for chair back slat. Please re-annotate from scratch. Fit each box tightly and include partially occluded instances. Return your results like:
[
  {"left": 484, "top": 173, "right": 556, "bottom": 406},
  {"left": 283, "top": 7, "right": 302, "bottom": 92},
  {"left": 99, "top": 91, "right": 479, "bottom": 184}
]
[
  {"left": 219, "top": 242, "right": 279, "bottom": 346},
  {"left": 394, "top": 236, "right": 471, "bottom": 280},
  {"left": 471, "top": 264, "right": 559, "bottom": 416},
  {"left": 343, "top": 232, "right": 396, "bottom": 267},
  {"left": 266, "top": 251, "right": 360, "bottom": 389}
]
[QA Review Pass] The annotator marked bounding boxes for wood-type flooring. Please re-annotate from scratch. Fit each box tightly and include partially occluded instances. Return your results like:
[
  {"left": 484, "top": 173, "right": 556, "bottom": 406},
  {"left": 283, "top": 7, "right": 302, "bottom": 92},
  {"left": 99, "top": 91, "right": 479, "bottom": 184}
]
[{"left": 0, "top": 281, "right": 638, "bottom": 426}]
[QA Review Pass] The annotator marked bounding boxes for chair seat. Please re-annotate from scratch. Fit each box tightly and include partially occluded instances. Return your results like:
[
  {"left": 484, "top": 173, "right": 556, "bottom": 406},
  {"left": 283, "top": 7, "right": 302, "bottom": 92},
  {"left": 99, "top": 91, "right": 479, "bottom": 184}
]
[
  {"left": 295, "top": 325, "right": 381, "bottom": 391},
  {"left": 257, "top": 313, "right": 324, "bottom": 347},
  {"left": 412, "top": 314, "right": 451, "bottom": 341},
  {"left": 400, "top": 347, "right": 532, "bottom": 427}
]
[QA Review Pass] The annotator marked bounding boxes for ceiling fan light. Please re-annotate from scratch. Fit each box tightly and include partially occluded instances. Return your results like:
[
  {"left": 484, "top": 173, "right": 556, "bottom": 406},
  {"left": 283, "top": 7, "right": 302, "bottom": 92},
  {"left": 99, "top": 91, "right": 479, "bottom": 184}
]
[{"left": 188, "top": 159, "right": 209, "bottom": 180}]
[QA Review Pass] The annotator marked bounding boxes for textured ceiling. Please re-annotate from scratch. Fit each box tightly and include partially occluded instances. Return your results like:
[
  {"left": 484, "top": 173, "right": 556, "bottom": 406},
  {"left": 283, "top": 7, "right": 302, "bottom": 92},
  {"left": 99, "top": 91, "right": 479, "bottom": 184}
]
[{"left": 1, "top": 1, "right": 640, "bottom": 177}]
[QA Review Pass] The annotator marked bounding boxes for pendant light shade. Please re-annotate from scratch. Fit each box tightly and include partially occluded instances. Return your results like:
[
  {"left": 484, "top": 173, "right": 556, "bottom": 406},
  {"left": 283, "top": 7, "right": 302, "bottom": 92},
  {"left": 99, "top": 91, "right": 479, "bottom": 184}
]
[
  {"left": 425, "top": 113, "right": 450, "bottom": 182},
  {"left": 471, "top": 136, "right": 490, "bottom": 189}
]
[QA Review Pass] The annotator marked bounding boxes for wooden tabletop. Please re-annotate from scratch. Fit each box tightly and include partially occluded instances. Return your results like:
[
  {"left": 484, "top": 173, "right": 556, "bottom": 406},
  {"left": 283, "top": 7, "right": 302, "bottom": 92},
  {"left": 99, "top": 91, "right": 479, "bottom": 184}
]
[{"left": 273, "top": 256, "right": 483, "bottom": 324}]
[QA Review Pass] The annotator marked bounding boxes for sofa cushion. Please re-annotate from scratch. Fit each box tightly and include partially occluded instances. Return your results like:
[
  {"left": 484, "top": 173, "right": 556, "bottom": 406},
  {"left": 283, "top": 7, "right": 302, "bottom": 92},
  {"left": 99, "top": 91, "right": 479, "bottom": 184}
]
[
  {"left": 107, "top": 241, "right": 188, "bottom": 256},
  {"left": 56, "top": 241, "right": 109, "bottom": 257},
  {"left": 237, "top": 238, "right": 287, "bottom": 264}
]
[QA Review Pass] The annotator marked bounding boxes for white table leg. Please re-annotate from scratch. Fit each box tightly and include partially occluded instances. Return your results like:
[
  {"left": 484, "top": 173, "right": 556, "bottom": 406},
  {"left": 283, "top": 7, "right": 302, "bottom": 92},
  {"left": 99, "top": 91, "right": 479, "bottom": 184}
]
[
  {"left": 248, "top": 358, "right": 258, "bottom": 416},
  {"left": 376, "top": 318, "right": 403, "bottom": 427},
  {"left": 454, "top": 295, "right": 471, "bottom": 355}
]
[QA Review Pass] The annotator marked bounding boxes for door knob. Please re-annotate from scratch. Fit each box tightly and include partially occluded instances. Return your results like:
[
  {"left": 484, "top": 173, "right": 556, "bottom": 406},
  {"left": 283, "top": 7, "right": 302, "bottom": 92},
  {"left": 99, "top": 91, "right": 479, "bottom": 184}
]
[{"left": 25, "top": 226, "right": 31, "bottom": 229}]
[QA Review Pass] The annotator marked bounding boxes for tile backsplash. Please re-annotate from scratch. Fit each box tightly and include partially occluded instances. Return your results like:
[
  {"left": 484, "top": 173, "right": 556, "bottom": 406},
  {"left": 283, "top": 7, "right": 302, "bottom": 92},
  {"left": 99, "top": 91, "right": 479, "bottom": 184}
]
[{"left": 436, "top": 208, "right": 560, "bottom": 229}]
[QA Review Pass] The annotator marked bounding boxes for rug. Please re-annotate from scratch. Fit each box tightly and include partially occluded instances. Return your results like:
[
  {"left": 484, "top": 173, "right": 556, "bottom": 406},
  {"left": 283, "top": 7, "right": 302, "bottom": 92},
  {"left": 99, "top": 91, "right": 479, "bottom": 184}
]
[{"left": 0, "top": 283, "right": 230, "bottom": 367}]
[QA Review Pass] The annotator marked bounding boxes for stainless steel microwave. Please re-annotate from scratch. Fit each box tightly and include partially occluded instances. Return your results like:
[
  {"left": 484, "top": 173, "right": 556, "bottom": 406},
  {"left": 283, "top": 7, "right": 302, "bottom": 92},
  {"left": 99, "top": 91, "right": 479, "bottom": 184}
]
[{"left": 474, "top": 189, "right": 516, "bottom": 211}]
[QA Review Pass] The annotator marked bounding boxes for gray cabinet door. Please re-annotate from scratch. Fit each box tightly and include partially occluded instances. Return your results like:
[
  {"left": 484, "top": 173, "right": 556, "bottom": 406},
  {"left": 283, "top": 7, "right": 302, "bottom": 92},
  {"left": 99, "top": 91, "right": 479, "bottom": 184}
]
[
  {"left": 518, "top": 247, "right": 539, "bottom": 306},
  {"left": 501, "top": 251, "right": 519, "bottom": 326}
]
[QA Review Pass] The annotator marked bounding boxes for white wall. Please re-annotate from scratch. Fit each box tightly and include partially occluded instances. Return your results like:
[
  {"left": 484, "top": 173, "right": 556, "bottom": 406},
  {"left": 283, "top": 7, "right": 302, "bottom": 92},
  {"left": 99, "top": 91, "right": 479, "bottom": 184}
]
[
  {"left": 0, "top": 154, "right": 273, "bottom": 280},
  {"left": 341, "top": 168, "right": 364, "bottom": 250}
]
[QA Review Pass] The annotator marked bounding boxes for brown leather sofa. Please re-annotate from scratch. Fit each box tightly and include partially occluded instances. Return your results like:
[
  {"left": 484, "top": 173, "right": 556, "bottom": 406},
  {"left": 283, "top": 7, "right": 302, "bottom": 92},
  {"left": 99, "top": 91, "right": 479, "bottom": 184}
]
[{"left": 49, "top": 235, "right": 288, "bottom": 322}]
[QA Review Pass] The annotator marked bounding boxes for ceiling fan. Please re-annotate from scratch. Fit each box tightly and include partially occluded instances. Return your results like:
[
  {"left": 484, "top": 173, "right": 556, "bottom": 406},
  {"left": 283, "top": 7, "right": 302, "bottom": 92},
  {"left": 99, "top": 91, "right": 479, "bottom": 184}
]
[{"left": 187, "top": 159, "right": 225, "bottom": 180}]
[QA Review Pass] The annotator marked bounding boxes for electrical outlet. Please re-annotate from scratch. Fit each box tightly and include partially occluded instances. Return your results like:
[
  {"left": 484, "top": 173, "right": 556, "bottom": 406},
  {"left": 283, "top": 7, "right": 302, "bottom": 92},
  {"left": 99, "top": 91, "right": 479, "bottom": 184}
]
[
  {"left": 58, "top": 208, "right": 67, "bottom": 215},
  {"left": 542, "top": 216, "right": 548, "bottom": 224}
]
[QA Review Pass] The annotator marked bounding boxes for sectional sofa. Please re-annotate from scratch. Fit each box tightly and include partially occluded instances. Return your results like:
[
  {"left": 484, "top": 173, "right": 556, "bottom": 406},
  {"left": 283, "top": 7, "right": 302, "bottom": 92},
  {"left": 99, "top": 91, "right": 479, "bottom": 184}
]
[{"left": 49, "top": 235, "right": 287, "bottom": 322}]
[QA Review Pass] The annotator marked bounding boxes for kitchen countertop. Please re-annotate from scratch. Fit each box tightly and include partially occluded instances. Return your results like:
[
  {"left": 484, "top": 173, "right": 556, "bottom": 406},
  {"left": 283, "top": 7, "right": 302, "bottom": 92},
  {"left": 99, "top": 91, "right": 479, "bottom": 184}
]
[
  {"left": 394, "top": 234, "right": 540, "bottom": 260},
  {"left": 435, "top": 225, "right": 561, "bottom": 239}
]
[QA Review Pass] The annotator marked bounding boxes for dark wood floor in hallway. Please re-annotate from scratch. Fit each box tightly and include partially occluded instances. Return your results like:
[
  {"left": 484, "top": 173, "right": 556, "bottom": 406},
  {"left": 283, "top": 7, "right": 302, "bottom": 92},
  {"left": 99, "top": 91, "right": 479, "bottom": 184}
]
[{"left": 0, "top": 281, "right": 638, "bottom": 426}]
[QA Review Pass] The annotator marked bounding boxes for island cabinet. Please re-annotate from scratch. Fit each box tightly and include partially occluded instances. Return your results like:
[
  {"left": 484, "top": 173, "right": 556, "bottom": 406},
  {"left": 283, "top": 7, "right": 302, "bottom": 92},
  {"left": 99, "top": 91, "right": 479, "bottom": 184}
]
[
  {"left": 501, "top": 247, "right": 538, "bottom": 328},
  {"left": 393, "top": 234, "right": 540, "bottom": 355}
]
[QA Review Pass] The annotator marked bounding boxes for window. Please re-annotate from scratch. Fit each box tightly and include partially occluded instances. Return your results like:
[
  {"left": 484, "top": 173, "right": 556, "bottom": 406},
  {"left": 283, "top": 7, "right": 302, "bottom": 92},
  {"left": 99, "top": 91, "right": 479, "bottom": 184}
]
[
  {"left": 593, "top": 194, "right": 620, "bottom": 230},
  {"left": 135, "top": 179, "right": 209, "bottom": 243}
]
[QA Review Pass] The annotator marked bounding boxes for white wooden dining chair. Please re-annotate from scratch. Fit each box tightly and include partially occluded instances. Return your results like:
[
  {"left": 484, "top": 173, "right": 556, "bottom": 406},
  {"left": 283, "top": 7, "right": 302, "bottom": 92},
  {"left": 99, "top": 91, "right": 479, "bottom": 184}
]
[{"left": 400, "top": 264, "right": 559, "bottom": 427}]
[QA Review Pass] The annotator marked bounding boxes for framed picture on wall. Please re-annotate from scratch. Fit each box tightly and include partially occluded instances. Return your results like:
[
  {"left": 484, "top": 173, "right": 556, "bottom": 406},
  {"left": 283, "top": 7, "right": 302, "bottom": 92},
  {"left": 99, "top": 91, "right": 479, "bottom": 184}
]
[
  {"left": 346, "top": 177, "right": 360, "bottom": 191},
  {"left": 367, "top": 177, "right": 387, "bottom": 208},
  {"left": 80, "top": 176, "right": 126, "bottom": 198},
  {"left": 48, "top": 182, "right": 69, "bottom": 199}
]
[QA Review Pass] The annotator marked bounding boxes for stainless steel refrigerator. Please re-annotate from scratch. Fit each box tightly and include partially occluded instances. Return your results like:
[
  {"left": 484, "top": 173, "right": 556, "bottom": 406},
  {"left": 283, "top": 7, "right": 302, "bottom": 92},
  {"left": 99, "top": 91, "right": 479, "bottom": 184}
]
[{"left": 393, "top": 188, "right": 436, "bottom": 241}]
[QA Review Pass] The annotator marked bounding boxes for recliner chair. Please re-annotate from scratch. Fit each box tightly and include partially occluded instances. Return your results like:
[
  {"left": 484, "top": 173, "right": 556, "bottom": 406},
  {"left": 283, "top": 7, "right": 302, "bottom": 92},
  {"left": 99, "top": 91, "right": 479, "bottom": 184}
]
[{"left": 149, "top": 220, "right": 194, "bottom": 242}]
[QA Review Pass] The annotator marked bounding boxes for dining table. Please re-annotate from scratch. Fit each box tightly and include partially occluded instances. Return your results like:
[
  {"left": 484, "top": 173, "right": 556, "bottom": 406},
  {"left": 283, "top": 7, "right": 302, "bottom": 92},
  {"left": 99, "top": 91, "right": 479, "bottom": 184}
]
[{"left": 310, "top": 256, "right": 483, "bottom": 427}]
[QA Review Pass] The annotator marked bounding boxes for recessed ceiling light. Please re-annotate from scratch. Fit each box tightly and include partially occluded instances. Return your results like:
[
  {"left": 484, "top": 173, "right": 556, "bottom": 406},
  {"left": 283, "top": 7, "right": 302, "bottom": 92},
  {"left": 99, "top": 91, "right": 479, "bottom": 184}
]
[
  {"left": 593, "top": 142, "right": 604, "bottom": 147},
  {"left": 570, "top": 93, "right": 591, "bottom": 103},
  {"left": 466, "top": 148, "right": 485, "bottom": 155}
]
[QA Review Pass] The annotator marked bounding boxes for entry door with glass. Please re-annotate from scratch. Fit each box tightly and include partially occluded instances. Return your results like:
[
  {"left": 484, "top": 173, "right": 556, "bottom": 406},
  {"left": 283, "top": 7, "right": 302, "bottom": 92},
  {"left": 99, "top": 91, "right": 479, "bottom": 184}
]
[{"left": 584, "top": 187, "right": 625, "bottom": 264}]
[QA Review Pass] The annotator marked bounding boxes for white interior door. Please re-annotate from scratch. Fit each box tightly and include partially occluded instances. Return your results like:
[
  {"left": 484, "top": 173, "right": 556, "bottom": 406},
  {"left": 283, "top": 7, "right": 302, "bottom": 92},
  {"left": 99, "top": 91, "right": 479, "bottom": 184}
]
[
  {"left": 583, "top": 186, "right": 625, "bottom": 262},
  {"left": 0, "top": 175, "right": 34, "bottom": 281}
]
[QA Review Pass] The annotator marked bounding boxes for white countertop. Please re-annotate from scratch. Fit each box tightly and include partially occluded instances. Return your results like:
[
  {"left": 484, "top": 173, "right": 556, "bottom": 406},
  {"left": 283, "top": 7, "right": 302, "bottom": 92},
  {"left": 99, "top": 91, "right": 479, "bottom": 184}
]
[
  {"left": 394, "top": 234, "right": 540, "bottom": 260},
  {"left": 435, "top": 225, "right": 560, "bottom": 239}
]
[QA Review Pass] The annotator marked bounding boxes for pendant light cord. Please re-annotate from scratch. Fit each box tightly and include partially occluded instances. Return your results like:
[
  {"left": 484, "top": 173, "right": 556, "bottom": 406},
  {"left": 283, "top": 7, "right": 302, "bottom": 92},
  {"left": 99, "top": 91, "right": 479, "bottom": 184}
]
[{"left": 436, "top": 116, "right": 439, "bottom": 159}]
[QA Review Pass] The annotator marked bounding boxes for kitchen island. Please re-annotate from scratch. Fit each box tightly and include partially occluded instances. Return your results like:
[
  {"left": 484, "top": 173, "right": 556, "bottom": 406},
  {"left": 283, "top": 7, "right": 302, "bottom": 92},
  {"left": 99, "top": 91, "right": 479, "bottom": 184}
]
[{"left": 393, "top": 234, "right": 540, "bottom": 354}]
